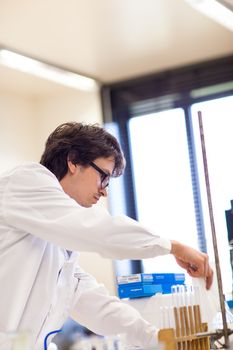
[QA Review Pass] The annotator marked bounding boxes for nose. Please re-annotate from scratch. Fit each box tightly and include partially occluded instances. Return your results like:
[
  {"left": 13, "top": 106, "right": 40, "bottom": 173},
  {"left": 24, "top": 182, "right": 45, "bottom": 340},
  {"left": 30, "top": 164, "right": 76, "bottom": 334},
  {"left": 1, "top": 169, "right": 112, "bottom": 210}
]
[{"left": 100, "top": 187, "right": 108, "bottom": 197}]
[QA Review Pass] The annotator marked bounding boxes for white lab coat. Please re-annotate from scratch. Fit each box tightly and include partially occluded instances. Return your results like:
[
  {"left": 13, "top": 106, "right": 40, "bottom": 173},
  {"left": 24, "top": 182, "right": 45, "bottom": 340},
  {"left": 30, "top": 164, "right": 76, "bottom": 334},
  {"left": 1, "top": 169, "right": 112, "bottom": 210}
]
[{"left": 0, "top": 163, "right": 171, "bottom": 349}]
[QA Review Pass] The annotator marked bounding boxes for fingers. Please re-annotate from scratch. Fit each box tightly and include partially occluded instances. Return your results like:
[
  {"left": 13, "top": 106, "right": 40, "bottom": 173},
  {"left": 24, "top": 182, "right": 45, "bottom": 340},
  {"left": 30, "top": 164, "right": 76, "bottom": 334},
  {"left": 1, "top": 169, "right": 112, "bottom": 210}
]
[
  {"left": 187, "top": 262, "right": 213, "bottom": 289},
  {"left": 177, "top": 251, "right": 213, "bottom": 290},
  {"left": 188, "top": 263, "right": 198, "bottom": 273},
  {"left": 203, "top": 253, "right": 209, "bottom": 279},
  {"left": 205, "top": 265, "right": 214, "bottom": 290},
  {"left": 175, "top": 257, "right": 189, "bottom": 270},
  {"left": 200, "top": 253, "right": 214, "bottom": 289},
  {"left": 171, "top": 241, "right": 214, "bottom": 289}
]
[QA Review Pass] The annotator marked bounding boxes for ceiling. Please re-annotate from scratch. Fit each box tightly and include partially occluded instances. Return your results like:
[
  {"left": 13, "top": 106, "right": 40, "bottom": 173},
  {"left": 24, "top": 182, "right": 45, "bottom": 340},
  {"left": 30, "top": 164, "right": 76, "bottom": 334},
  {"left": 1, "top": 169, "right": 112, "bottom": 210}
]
[{"left": 0, "top": 0, "right": 233, "bottom": 96}]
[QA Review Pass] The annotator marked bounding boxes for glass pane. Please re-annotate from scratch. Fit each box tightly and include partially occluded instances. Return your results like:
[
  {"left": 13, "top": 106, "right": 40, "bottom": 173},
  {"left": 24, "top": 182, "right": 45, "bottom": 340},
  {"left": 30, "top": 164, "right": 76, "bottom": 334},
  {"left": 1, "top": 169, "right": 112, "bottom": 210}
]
[
  {"left": 128, "top": 108, "right": 197, "bottom": 273},
  {"left": 191, "top": 95, "right": 233, "bottom": 293}
]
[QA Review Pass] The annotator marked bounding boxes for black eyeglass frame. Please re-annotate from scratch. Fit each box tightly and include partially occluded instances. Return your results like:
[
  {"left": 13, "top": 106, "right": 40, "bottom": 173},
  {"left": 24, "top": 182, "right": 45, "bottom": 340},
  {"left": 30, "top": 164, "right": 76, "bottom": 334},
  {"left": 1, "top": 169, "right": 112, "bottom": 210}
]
[{"left": 89, "top": 161, "right": 110, "bottom": 189}]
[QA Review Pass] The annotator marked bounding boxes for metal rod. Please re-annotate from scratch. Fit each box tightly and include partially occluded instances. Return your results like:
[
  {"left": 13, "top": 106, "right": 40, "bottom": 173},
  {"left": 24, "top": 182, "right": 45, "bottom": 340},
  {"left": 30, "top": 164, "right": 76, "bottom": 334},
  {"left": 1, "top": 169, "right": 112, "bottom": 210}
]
[{"left": 198, "top": 111, "right": 229, "bottom": 348}]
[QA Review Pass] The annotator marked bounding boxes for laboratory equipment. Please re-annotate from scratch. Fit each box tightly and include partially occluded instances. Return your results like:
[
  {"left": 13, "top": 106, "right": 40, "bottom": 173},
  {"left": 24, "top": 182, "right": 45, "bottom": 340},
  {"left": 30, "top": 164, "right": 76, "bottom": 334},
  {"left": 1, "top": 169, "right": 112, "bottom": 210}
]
[{"left": 158, "top": 285, "right": 210, "bottom": 350}]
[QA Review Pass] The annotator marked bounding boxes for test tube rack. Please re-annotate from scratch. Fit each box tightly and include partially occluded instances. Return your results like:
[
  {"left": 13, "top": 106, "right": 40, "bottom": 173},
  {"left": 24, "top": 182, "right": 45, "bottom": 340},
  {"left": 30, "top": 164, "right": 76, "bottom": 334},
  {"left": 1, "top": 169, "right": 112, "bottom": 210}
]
[{"left": 158, "top": 304, "right": 210, "bottom": 350}]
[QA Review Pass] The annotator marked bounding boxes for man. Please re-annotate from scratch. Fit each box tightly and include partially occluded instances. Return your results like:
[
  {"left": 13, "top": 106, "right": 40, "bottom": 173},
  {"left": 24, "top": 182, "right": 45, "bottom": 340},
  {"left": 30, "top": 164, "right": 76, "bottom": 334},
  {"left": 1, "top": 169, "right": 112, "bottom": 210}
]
[{"left": 0, "top": 122, "right": 213, "bottom": 349}]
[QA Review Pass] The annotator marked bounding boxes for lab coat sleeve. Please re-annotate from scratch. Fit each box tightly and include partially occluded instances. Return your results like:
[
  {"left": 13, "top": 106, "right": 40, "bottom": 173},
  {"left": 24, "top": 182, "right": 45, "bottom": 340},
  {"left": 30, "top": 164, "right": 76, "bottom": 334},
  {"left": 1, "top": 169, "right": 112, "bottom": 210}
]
[
  {"left": 70, "top": 266, "right": 159, "bottom": 349},
  {"left": 2, "top": 163, "right": 171, "bottom": 259}
]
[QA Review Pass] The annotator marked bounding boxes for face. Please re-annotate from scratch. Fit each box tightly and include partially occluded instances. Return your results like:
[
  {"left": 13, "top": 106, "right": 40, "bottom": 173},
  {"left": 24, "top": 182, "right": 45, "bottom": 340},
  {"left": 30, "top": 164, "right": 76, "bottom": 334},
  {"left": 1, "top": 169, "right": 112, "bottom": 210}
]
[{"left": 60, "top": 156, "right": 115, "bottom": 207}]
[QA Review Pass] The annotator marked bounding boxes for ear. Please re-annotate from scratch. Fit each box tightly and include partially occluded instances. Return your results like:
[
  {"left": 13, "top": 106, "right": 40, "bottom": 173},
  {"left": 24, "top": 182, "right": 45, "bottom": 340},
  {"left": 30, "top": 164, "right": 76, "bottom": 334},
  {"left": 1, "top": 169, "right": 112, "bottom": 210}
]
[{"left": 67, "top": 160, "right": 77, "bottom": 175}]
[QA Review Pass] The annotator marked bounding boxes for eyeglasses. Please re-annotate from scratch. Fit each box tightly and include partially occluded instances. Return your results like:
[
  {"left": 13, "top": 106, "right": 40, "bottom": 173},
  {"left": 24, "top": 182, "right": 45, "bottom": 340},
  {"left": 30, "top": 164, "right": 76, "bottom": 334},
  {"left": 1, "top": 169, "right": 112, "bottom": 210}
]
[{"left": 89, "top": 161, "right": 110, "bottom": 189}]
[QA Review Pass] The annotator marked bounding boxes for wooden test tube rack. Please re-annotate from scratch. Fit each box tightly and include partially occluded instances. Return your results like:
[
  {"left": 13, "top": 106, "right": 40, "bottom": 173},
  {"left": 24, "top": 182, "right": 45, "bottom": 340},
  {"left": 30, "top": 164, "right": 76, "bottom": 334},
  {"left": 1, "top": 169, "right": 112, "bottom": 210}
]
[{"left": 158, "top": 304, "right": 210, "bottom": 350}]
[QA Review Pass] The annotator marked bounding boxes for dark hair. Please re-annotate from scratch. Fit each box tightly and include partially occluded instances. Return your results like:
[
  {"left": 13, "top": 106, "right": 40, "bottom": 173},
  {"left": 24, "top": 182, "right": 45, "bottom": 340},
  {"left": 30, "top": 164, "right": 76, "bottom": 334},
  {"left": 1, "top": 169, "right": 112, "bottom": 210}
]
[{"left": 40, "top": 122, "right": 125, "bottom": 180}]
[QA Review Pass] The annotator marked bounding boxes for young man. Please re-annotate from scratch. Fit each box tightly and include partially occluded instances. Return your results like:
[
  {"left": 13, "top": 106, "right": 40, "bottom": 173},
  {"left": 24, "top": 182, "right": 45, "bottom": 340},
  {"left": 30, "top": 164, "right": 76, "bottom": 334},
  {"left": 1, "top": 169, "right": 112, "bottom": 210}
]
[{"left": 0, "top": 122, "right": 213, "bottom": 349}]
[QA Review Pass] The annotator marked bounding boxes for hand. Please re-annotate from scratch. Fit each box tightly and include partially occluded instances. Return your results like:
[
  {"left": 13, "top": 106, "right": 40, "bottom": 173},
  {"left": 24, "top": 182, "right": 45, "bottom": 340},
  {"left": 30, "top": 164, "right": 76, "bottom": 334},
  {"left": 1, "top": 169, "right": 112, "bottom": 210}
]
[{"left": 170, "top": 240, "right": 213, "bottom": 289}]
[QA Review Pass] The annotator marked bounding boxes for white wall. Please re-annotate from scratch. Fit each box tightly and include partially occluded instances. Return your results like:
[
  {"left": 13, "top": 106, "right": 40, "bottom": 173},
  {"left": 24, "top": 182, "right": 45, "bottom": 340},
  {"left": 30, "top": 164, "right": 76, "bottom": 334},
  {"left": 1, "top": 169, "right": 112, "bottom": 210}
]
[
  {"left": 0, "top": 87, "right": 117, "bottom": 295},
  {"left": 0, "top": 92, "right": 36, "bottom": 171},
  {"left": 33, "top": 91, "right": 103, "bottom": 158}
]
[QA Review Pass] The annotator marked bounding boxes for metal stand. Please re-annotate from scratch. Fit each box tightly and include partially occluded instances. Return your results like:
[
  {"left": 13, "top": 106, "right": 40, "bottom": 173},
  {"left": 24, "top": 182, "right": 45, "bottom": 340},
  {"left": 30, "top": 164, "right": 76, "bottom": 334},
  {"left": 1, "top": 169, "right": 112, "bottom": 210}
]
[{"left": 198, "top": 111, "right": 230, "bottom": 348}]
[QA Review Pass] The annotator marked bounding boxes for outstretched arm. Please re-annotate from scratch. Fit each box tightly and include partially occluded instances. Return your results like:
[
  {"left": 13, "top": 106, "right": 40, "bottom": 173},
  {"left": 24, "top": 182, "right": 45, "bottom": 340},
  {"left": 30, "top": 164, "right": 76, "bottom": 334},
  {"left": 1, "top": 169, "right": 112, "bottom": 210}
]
[{"left": 170, "top": 240, "right": 213, "bottom": 289}]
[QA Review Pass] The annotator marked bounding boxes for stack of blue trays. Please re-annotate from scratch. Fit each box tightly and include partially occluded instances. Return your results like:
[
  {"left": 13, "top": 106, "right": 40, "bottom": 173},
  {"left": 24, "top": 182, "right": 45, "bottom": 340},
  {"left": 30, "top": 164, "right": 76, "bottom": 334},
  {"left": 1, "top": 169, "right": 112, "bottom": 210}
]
[{"left": 117, "top": 273, "right": 185, "bottom": 299}]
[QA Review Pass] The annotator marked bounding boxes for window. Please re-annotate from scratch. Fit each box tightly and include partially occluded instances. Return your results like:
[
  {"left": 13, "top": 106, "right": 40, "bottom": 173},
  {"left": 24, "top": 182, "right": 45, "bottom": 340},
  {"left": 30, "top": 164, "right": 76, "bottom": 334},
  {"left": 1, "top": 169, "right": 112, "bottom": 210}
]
[
  {"left": 128, "top": 108, "right": 198, "bottom": 273},
  {"left": 127, "top": 95, "right": 233, "bottom": 291}
]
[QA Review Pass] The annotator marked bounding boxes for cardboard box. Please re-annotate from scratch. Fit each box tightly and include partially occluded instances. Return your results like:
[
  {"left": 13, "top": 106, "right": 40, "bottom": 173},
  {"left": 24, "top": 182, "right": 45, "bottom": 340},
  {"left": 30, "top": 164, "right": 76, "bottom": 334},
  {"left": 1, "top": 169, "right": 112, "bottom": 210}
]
[{"left": 117, "top": 273, "right": 185, "bottom": 299}]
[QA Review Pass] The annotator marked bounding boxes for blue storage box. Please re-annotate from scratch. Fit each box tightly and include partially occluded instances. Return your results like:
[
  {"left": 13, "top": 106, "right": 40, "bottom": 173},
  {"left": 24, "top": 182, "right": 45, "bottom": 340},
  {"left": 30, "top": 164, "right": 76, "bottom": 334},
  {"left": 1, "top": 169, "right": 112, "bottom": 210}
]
[{"left": 117, "top": 273, "right": 185, "bottom": 299}]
